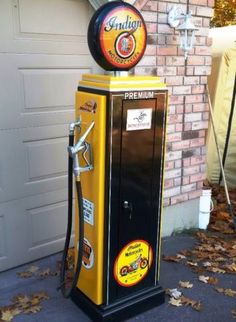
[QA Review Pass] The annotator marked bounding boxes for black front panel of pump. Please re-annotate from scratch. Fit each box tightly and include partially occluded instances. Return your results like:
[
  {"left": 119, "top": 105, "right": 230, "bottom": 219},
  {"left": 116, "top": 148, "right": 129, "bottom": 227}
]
[{"left": 107, "top": 91, "right": 167, "bottom": 303}]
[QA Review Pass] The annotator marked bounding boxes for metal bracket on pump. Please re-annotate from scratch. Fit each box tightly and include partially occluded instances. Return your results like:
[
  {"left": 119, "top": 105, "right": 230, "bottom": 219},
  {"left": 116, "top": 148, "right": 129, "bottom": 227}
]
[{"left": 68, "top": 120, "right": 95, "bottom": 178}]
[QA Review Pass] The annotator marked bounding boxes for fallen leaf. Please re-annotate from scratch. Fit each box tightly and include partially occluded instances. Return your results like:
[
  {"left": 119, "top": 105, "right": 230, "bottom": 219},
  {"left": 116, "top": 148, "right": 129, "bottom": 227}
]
[
  {"left": 1, "top": 310, "right": 14, "bottom": 321},
  {"left": 186, "top": 261, "right": 198, "bottom": 267},
  {"left": 30, "top": 298, "right": 40, "bottom": 306},
  {"left": 225, "top": 263, "right": 236, "bottom": 272},
  {"left": 38, "top": 268, "right": 51, "bottom": 278},
  {"left": 198, "top": 275, "right": 209, "bottom": 283},
  {"left": 162, "top": 255, "right": 180, "bottom": 263},
  {"left": 165, "top": 288, "right": 182, "bottom": 299},
  {"left": 176, "top": 254, "right": 186, "bottom": 260},
  {"left": 24, "top": 305, "right": 42, "bottom": 314},
  {"left": 215, "top": 245, "right": 226, "bottom": 252},
  {"left": 180, "top": 296, "right": 196, "bottom": 306},
  {"left": 180, "top": 296, "right": 203, "bottom": 311},
  {"left": 214, "top": 257, "right": 227, "bottom": 262},
  {"left": 10, "top": 308, "right": 21, "bottom": 316},
  {"left": 207, "top": 267, "right": 226, "bottom": 274},
  {"left": 232, "top": 309, "right": 236, "bottom": 319},
  {"left": 168, "top": 297, "right": 182, "bottom": 307},
  {"left": 224, "top": 288, "right": 236, "bottom": 297},
  {"left": 12, "top": 295, "right": 30, "bottom": 308},
  {"left": 202, "top": 261, "right": 211, "bottom": 267},
  {"left": 180, "top": 250, "right": 192, "bottom": 257},
  {"left": 179, "top": 281, "right": 193, "bottom": 289},
  {"left": 50, "top": 270, "right": 60, "bottom": 277},
  {"left": 17, "top": 271, "right": 33, "bottom": 278},
  {"left": 215, "top": 287, "right": 225, "bottom": 293},
  {"left": 32, "top": 291, "right": 49, "bottom": 301},
  {"left": 27, "top": 265, "right": 39, "bottom": 273},
  {"left": 207, "top": 277, "right": 218, "bottom": 285},
  {"left": 215, "top": 287, "right": 236, "bottom": 297},
  {"left": 192, "top": 301, "right": 203, "bottom": 311}
]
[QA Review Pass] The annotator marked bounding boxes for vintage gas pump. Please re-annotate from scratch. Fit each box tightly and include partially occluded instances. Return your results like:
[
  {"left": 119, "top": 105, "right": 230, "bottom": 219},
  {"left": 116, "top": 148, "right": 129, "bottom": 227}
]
[{"left": 60, "top": 1, "right": 168, "bottom": 321}]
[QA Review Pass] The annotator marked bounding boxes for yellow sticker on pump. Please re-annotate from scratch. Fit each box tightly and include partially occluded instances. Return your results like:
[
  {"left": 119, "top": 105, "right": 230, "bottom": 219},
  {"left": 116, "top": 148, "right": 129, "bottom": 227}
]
[{"left": 113, "top": 240, "right": 153, "bottom": 287}]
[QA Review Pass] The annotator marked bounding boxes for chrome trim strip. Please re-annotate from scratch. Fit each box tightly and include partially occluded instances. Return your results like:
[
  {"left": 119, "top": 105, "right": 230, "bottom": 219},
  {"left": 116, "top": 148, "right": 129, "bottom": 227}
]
[{"left": 154, "top": 92, "right": 167, "bottom": 285}]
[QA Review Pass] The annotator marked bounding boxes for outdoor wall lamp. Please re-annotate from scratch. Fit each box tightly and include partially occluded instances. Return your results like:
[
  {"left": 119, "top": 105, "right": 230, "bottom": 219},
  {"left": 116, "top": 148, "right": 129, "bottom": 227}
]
[{"left": 168, "top": 6, "right": 198, "bottom": 59}]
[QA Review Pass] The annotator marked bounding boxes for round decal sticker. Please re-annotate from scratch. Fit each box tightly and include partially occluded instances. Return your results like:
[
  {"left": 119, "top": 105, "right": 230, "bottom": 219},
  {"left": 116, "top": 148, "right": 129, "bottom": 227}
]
[
  {"left": 100, "top": 7, "right": 146, "bottom": 69},
  {"left": 113, "top": 240, "right": 153, "bottom": 287},
  {"left": 87, "top": 2, "right": 147, "bottom": 71}
]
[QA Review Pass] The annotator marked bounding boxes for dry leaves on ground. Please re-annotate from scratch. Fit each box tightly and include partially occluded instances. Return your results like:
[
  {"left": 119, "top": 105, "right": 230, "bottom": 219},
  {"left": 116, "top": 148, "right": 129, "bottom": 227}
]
[
  {"left": 165, "top": 288, "right": 182, "bottom": 299},
  {"left": 1, "top": 310, "right": 18, "bottom": 322},
  {"left": 180, "top": 296, "right": 202, "bottom": 311},
  {"left": 232, "top": 309, "right": 236, "bottom": 319},
  {"left": 198, "top": 275, "right": 218, "bottom": 285},
  {"left": 204, "top": 180, "right": 236, "bottom": 234},
  {"left": 16, "top": 271, "right": 33, "bottom": 278},
  {"left": 163, "top": 212, "right": 236, "bottom": 319},
  {"left": 198, "top": 275, "right": 209, "bottom": 284},
  {"left": 215, "top": 287, "right": 236, "bottom": 297},
  {"left": 17, "top": 265, "right": 60, "bottom": 280},
  {"left": 167, "top": 293, "right": 202, "bottom": 311},
  {"left": 17, "top": 248, "right": 73, "bottom": 280},
  {"left": 166, "top": 287, "right": 202, "bottom": 312},
  {"left": 0, "top": 292, "right": 49, "bottom": 321},
  {"left": 163, "top": 231, "right": 236, "bottom": 278},
  {"left": 179, "top": 281, "right": 193, "bottom": 289},
  {"left": 162, "top": 255, "right": 181, "bottom": 263},
  {"left": 168, "top": 297, "right": 182, "bottom": 307}
]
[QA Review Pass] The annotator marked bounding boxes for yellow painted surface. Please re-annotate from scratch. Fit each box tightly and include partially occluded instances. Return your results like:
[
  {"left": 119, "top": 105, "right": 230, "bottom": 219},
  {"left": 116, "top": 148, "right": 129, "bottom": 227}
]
[
  {"left": 74, "top": 91, "right": 106, "bottom": 305},
  {"left": 79, "top": 74, "right": 166, "bottom": 91}
]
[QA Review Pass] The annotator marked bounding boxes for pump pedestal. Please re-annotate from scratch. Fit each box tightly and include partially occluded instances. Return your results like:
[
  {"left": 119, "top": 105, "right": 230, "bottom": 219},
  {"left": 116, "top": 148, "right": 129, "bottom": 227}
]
[{"left": 72, "top": 286, "right": 164, "bottom": 322}]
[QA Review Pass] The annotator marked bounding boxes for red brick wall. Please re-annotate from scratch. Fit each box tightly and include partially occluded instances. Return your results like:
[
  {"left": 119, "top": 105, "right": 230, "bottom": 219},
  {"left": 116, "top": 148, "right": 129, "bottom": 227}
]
[{"left": 132, "top": 0, "right": 214, "bottom": 206}]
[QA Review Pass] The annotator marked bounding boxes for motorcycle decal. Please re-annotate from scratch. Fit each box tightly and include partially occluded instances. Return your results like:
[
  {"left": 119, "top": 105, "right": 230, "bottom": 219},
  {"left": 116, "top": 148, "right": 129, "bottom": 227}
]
[{"left": 113, "top": 240, "right": 153, "bottom": 287}]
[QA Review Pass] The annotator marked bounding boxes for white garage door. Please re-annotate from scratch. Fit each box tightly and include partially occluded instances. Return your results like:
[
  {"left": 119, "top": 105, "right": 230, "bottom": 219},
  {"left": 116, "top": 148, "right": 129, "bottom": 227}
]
[{"left": 0, "top": 0, "right": 99, "bottom": 271}]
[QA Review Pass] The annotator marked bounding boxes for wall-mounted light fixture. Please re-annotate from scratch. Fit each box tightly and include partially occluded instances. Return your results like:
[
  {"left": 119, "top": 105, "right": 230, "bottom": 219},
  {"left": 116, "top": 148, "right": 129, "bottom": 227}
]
[{"left": 168, "top": 6, "right": 198, "bottom": 59}]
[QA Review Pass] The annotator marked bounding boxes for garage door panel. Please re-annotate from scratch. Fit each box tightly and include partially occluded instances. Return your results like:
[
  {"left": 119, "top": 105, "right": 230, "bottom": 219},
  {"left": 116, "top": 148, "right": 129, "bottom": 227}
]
[
  {"left": 21, "top": 68, "right": 86, "bottom": 110},
  {"left": 0, "top": 54, "right": 91, "bottom": 130},
  {"left": 18, "top": 0, "right": 88, "bottom": 36},
  {"left": 25, "top": 189, "right": 72, "bottom": 265},
  {"left": 0, "top": 201, "right": 28, "bottom": 271},
  {"left": 25, "top": 137, "right": 67, "bottom": 181},
  {"left": 0, "top": 0, "right": 94, "bottom": 55},
  {"left": 0, "top": 125, "right": 69, "bottom": 203},
  {"left": 28, "top": 200, "right": 67, "bottom": 247},
  {"left": 0, "top": 0, "right": 98, "bottom": 271},
  {"left": 0, "top": 189, "right": 70, "bottom": 271}
]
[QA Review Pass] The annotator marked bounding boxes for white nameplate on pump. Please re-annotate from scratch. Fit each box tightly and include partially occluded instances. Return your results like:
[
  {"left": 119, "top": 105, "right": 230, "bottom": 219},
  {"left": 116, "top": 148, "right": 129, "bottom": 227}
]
[
  {"left": 126, "top": 108, "right": 152, "bottom": 131},
  {"left": 83, "top": 198, "right": 94, "bottom": 226}
]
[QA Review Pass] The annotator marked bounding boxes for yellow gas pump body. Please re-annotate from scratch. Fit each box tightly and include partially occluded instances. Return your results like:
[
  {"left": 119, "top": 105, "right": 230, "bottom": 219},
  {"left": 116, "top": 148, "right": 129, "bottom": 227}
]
[{"left": 73, "top": 74, "right": 167, "bottom": 309}]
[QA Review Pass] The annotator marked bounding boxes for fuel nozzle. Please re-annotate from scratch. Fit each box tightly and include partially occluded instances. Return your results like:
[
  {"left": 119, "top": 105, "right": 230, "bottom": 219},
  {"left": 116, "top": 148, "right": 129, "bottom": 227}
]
[{"left": 68, "top": 121, "right": 95, "bottom": 178}]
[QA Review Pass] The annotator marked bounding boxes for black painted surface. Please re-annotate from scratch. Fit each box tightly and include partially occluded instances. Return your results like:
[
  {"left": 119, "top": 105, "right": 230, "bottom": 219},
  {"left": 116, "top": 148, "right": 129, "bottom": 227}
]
[{"left": 108, "top": 92, "right": 167, "bottom": 303}]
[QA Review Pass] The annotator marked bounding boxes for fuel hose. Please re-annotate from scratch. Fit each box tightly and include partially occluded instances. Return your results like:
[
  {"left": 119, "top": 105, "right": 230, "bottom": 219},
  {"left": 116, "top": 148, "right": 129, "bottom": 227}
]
[{"left": 59, "top": 132, "right": 84, "bottom": 298}]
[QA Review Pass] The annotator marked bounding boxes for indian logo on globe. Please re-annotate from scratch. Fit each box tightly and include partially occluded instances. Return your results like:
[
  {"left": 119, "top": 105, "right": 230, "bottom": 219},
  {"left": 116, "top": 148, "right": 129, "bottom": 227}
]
[{"left": 100, "top": 7, "right": 146, "bottom": 69}]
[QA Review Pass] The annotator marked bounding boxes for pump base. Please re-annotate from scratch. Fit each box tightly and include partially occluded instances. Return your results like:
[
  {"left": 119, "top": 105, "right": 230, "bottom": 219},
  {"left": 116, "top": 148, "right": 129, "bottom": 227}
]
[{"left": 71, "top": 286, "right": 165, "bottom": 322}]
